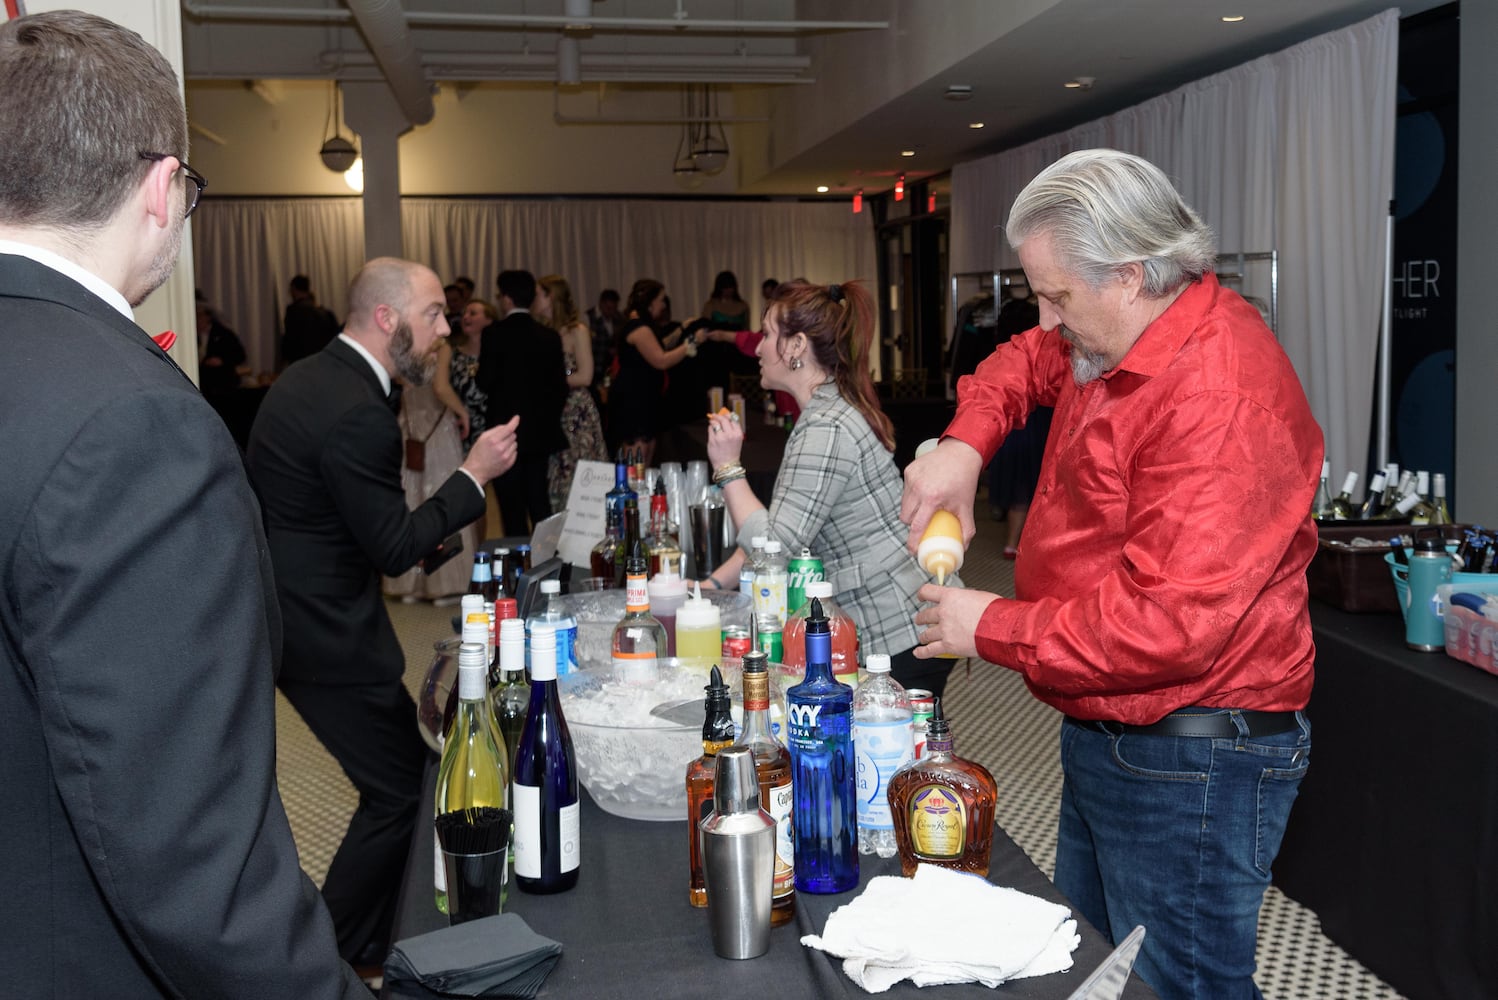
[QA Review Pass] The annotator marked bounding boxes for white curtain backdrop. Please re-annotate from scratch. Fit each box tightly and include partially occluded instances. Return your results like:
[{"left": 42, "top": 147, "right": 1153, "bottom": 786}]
[
  {"left": 949, "top": 9, "right": 1398, "bottom": 483},
  {"left": 193, "top": 197, "right": 874, "bottom": 377}
]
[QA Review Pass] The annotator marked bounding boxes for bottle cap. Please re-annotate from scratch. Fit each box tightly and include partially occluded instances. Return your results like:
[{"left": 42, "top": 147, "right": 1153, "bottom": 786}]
[
  {"left": 763, "top": 540, "right": 782, "bottom": 554},
  {"left": 529, "top": 624, "right": 557, "bottom": 681},
  {"left": 751, "top": 535, "right": 767, "bottom": 549},
  {"left": 805, "top": 581, "right": 834, "bottom": 600},
  {"left": 676, "top": 581, "right": 721, "bottom": 629},
  {"left": 865, "top": 653, "right": 891, "bottom": 674},
  {"left": 461, "top": 615, "right": 488, "bottom": 647},
  {"left": 806, "top": 596, "right": 829, "bottom": 634},
  {"left": 499, "top": 618, "right": 525, "bottom": 670},
  {"left": 461, "top": 593, "right": 484, "bottom": 615},
  {"left": 494, "top": 597, "right": 519, "bottom": 620},
  {"left": 540, "top": 579, "right": 560, "bottom": 595},
  {"left": 457, "top": 642, "right": 488, "bottom": 698}
]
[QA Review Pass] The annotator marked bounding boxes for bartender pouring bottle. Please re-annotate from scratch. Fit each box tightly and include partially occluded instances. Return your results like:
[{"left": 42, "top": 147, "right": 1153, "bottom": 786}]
[{"left": 901, "top": 148, "right": 1319, "bottom": 1000}]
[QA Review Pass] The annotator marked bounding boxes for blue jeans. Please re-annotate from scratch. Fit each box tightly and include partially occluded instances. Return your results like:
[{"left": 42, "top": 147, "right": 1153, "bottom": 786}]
[{"left": 1055, "top": 710, "right": 1311, "bottom": 1000}]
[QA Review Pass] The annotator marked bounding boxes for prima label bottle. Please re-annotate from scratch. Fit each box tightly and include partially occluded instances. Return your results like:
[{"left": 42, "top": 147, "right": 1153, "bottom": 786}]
[
  {"left": 785, "top": 597, "right": 857, "bottom": 893},
  {"left": 611, "top": 541, "right": 667, "bottom": 685},
  {"left": 512, "top": 625, "right": 580, "bottom": 894}
]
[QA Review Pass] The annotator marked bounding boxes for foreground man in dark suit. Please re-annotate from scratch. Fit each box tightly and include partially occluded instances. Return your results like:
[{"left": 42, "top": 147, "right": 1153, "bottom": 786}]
[
  {"left": 477, "top": 268, "right": 568, "bottom": 533},
  {"left": 248, "top": 257, "right": 519, "bottom": 967},
  {"left": 0, "top": 11, "right": 367, "bottom": 998}
]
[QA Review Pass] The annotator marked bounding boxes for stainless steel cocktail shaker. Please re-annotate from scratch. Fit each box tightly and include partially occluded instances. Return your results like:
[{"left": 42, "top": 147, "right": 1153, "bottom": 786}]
[{"left": 699, "top": 746, "right": 775, "bottom": 959}]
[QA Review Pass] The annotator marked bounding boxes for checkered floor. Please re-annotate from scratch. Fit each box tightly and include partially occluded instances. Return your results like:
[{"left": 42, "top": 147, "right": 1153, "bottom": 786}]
[{"left": 275, "top": 506, "right": 1404, "bottom": 999}]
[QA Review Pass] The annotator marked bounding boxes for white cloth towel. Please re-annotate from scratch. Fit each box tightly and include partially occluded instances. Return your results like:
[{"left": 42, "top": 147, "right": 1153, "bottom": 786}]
[{"left": 801, "top": 864, "right": 1080, "bottom": 993}]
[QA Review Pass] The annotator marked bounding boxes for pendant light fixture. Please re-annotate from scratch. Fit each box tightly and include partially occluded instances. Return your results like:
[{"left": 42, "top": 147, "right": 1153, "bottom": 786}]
[
  {"left": 318, "top": 81, "right": 359, "bottom": 173},
  {"left": 690, "top": 84, "right": 730, "bottom": 175},
  {"left": 672, "top": 89, "right": 704, "bottom": 190}
]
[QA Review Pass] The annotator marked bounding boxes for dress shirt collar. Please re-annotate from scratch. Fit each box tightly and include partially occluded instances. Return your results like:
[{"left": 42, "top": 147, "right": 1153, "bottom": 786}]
[
  {"left": 1108, "top": 273, "right": 1220, "bottom": 380},
  {"left": 0, "top": 239, "right": 134, "bottom": 320},
  {"left": 337, "top": 332, "right": 392, "bottom": 396}
]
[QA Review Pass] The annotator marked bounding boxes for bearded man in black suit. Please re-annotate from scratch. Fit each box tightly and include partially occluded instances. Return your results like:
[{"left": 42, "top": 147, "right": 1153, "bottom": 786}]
[
  {"left": 477, "top": 268, "right": 569, "bottom": 534},
  {"left": 247, "top": 257, "right": 519, "bottom": 967},
  {"left": 0, "top": 11, "right": 370, "bottom": 998}
]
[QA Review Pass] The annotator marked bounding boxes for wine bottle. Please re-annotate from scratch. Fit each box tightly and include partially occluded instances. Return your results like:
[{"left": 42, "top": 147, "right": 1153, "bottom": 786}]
[
  {"left": 1381, "top": 463, "right": 1401, "bottom": 508},
  {"left": 1311, "top": 460, "right": 1334, "bottom": 520},
  {"left": 1358, "top": 472, "right": 1387, "bottom": 520},
  {"left": 1329, "top": 472, "right": 1359, "bottom": 520},
  {"left": 494, "top": 618, "right": 529, "bottom": 792},
  {"left": 512, "top": 624, "right": 580, "bottom": 894},
  {"left": 1432, "top": 473, "right": 1452, "bottom": 526},
  {"left": 785, "top": 597, "right": 858, "bottom": 893},
  {"left": 604, "top": 453, "right": 637, "bottom": 522},
  {"left": 434, "top": 641, "right": 509, "bottom": 913}
]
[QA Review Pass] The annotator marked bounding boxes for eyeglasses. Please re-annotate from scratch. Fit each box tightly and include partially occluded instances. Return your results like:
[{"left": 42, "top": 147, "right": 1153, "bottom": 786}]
[{"left": 138, "top": 152, "right": 207, "bottom": 219}]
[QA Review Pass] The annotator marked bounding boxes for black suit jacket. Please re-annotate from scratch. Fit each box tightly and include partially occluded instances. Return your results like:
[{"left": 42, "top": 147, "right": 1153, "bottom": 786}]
[
  {"left": 476, "top": 310, "right": 569, "bottom": 458},
  {"left": 0, "top": 254, "right": 365, "bottom": 999},
  {"left": 247, "top": 338, "right": 485, "bottom": 685}
]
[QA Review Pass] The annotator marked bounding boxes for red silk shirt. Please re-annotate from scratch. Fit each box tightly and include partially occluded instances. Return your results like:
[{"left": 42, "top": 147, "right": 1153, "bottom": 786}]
[{"left": 945, "top": 274, "right": 1322, "bottom": 724}]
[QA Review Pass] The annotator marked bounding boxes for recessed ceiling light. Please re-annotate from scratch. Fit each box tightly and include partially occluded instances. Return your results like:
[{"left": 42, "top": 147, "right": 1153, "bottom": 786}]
[
  {"left": 968, "top": 122, "right": 985, "bottom": 129},
  {"left": 1222, "top": 15, "right": 1245, "bottom": 22},
  {"left": 944, "top": 84, "right": 973, "bottom": 101},
  {"left": 816, "top": 185, "right": 829, "bottom": 193},
  {"left": 1064, "top": 76, "right": 1095, "bottom": 91},
  {"left": 901, "top": 149, "right": 916, "bottom": 157}
]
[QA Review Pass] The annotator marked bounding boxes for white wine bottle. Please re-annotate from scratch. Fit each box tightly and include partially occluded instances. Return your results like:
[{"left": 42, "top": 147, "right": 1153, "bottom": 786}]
[
  {"left": 1432, "top": 473, "right": 1452, "bottom": 526},
  {"left": 1358, "top": 472, "right": 1388, "bottom": 520},
  {"left": 1311, "top": 460, "right": 1335, "bottom": 520},
  {"left": 1330, "top": 471, "right": 1359, "bottom": 520},
  {"left": 434, "top": 640, "right": 509, "bottom": 913}
]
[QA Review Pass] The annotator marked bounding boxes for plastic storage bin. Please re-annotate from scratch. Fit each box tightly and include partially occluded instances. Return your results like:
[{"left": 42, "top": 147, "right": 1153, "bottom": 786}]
[{"left": 1435, "top": 580, "right": 1498, "bottom": 676}]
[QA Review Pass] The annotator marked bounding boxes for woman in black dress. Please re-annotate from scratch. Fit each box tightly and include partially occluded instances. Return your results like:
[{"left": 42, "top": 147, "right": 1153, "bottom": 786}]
[{"left": 606, "top": 278, "right": 699, "bottom": 466}]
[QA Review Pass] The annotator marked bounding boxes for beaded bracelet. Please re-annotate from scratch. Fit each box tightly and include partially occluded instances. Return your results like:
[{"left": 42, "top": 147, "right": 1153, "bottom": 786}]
[{"left": 712, "top": 463, "right": 746, "bottom": 485}]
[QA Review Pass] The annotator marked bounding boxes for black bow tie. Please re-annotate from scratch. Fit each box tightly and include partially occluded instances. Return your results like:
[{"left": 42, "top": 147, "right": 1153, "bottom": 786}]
[{"left": 386, "top": 383, "right": 403, "bottom": 413}]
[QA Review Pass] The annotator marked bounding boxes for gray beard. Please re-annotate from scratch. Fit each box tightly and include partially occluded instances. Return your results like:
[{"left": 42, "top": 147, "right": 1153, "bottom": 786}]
[
  {"left": 389, "top": 318, "right": 438, "bottom": 386},
  {"left": 1060, "top": 326, "right": 1109, "bottom": 385}
]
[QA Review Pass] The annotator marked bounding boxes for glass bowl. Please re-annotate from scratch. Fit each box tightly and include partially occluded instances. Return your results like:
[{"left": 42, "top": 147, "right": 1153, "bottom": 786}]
[{"left": 557, "top": 657, "right": 796, "bottom": 822}]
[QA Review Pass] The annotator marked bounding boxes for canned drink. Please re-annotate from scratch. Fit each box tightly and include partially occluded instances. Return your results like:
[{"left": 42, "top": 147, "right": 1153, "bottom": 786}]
[
  {"left": 908, "top": 689, "right": 935, "bottom": 759},
  {"left": 755, "top": 622, "right": 784, "bottom": 665},
  {"left": 708, "top": 386, "right": 725, "bottom": 413},
  {"left": 722, "top": 626, "right": 753, "bottom": 660},
  {"left": 729, "top": 394, "right": 747, "bottom": 426},
  {"left": 786, "top": 548, "right": 825, "bottom": 615}
]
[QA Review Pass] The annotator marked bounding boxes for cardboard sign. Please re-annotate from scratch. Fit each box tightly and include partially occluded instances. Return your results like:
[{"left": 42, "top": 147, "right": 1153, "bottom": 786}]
[{"left": 556, "top": 459, "right": 613, "bottom": 569}]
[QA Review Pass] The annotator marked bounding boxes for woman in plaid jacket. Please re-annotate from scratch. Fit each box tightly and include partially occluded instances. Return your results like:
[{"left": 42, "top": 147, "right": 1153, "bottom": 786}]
[{"left": 703, "top": 279, "right": 955, "bottom": 698}]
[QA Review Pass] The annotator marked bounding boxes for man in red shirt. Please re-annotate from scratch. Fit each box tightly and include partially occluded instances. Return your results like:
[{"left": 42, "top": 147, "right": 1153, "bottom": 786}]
[{"left": 902, "top": 149, "right": 1321, "bottom": 1000}]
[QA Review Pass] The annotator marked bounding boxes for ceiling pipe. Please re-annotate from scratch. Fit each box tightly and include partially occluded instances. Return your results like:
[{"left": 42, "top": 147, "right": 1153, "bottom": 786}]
[
  {"left": 180, "top": 0, "right": 887, "bottom": 33},
  {"left": 306, "top": 49, "right": 813, "bottom": 86},
  {"left": 342, "top": 0, "right": 434, "bottom": 126}
]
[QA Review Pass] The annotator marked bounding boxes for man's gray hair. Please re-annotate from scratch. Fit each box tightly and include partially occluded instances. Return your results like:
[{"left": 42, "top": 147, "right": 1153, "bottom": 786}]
[{"left": 1006, "top": 149, "right": 1216, "bottom": 298}]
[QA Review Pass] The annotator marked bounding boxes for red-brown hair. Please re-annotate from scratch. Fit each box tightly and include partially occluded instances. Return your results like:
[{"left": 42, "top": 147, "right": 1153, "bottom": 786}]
[{"left": 768, "top": 279, "right": 894, "bottom": 452}]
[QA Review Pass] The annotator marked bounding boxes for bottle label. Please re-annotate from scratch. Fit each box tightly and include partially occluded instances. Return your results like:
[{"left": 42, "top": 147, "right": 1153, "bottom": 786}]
[
  {"left": 626, "top": 576, "right": 649, "bottom": 612},
  {"left": 739, "top": 567, "right": 755, "bottom": 596},
  {"left": 513, "top": 782, "right": 541, "bottom": 878},
  {"left": 556, "top": 623, "right": 578, "bottom": 676},
  {"left": 786, "top": 701, "right": 849, "bottom": 751},
  {"left": 906, "top": 784, "right": 967, "bottom": 860},
  {"left": 511, "top": 785, "right": 581, "bottom": 878},
  {"left": 754, "top": 571, "right": 787, "bottom": 621},
  {"left": 767, "top": 779, "right": 795, "bottom": 899},
  {"left": 853, "top": 718, "right": 915, "bottom": 831}
]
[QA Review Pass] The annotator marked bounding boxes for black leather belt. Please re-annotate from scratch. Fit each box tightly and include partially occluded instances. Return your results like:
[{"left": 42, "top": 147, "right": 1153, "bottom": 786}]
[{"left": 1065, "top": 709, "right": 1300, "bottom": 739}]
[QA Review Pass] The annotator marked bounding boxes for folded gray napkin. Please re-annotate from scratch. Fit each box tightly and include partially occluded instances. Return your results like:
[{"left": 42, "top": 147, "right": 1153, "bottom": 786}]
[{"left": 385, "top": 913, "right": 562, "bottom": 998}]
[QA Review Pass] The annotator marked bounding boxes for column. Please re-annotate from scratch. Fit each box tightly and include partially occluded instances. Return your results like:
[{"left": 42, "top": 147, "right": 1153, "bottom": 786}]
[{"left": 341, "top": 81, "right": 411, "bottom": 262}]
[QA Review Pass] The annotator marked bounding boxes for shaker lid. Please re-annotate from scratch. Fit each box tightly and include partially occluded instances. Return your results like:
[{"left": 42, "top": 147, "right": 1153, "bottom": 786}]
[{"left": 711, "top": 746, "right": 761, "bottom": 815}]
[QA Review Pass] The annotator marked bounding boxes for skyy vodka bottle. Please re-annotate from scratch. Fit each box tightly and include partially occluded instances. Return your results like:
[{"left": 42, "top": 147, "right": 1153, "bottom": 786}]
[{"left": 785, "top": 597, "right": 857, "bottom": 893}]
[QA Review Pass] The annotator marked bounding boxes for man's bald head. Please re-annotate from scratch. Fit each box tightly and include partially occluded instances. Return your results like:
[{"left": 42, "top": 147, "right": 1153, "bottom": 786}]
[{"left": 346, "top": 257, "right": 437, "bottom": 329}]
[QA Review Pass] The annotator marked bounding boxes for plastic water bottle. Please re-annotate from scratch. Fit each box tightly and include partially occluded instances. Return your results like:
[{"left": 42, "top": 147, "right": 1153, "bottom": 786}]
[
  {"left": 853, "top": 654, "right": 914, "bottom": 858},
  {"left": 525, "top": 579, "right": 578, "bottom": 676},
  {"left": 754, "top": 539, "right": 788, "bottom": 625},
  {"left": 740, "top": 535, "right": 767, "bottom": 597}
]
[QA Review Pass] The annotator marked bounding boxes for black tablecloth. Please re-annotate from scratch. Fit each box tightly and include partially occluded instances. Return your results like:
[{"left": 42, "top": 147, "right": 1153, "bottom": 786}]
[
  {"left": 1274, "top": 602, "right": 1498, "bottom": 1000},
  {"left": 384, "top": 763, "right": 1156, "bottom": 999}
]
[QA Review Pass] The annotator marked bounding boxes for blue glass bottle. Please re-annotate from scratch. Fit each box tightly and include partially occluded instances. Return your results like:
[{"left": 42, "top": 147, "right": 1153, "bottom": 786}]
[
  {"left": 786, "top": 597, "right": 858, "bottom": 893},
  {"left": 512, "top": 625, "right": 580, "bottom": 894},
  {"left": 605, "top": 453, "right": 637, "bottom": 522}
]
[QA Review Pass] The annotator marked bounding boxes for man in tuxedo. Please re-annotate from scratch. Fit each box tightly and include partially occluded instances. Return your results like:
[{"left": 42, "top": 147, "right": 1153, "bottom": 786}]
[
  {"left": 0, "top": 11, "right": 368, "bottom": 998},
  {"left": 248, "top": 258, "right": 519, "bottom": 967},
  {"left": 477, "top": 269, "right": 568, "bottom": 534}
]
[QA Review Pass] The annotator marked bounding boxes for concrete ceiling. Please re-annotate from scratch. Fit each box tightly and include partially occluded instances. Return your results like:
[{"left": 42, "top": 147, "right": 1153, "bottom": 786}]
[{"left": 180, "top": 0, "right": 1447, "bottom": 195}]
